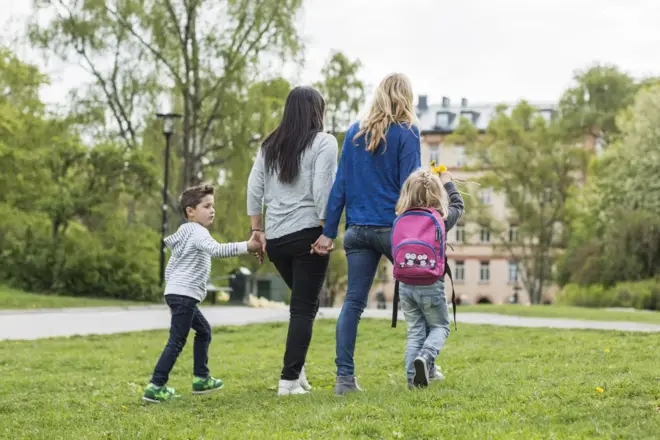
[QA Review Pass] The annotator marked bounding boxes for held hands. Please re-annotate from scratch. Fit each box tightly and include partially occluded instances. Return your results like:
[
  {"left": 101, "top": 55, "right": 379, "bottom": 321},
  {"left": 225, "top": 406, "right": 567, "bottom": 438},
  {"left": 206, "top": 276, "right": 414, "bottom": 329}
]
[
  {"left": 247, "top": 230, "right": 266, "bottom": 264},
  {"left": 311, "top": 234, "right": 335, "bottom": 256}
]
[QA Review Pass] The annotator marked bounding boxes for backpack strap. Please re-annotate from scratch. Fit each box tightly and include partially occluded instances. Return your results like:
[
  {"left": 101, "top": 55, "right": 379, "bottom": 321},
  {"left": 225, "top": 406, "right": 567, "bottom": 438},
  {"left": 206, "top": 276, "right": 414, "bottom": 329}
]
[
  {"left": 444, "top": 260, "right": 457, "bottom": 331},
  {"left": 391, "top": 280, "right": 400, "bottom": 328}
]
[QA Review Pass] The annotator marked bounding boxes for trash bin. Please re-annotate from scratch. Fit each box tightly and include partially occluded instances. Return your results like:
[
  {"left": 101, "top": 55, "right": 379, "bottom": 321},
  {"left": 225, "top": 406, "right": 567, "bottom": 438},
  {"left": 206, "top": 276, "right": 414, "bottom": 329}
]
[
  {"left": 229, "top": 267, "right": 252, "bottom": 303},
  {"left": 257, "top": 279, "right": 272, "bottom": 300}
]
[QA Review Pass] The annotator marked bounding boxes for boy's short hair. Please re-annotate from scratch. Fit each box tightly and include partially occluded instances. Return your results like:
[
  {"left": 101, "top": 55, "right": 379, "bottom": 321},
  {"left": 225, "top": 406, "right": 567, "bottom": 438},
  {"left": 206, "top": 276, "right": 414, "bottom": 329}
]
[{"left": 180, "top": 183, "right": 214, "bottom": 219}]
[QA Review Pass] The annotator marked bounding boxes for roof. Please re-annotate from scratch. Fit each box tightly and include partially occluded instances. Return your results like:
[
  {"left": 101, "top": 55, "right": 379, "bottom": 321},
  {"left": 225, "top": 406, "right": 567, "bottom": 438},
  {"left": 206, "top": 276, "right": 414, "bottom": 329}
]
[{"left": 415, "top": 98, "right": 557, "bottom": 134}]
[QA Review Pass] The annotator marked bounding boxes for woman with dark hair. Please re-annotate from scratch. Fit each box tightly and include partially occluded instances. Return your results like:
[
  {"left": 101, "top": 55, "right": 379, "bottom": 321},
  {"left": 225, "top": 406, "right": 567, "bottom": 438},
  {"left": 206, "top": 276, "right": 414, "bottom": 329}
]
[{"left": 247, "top": 86, "right": 338, "bottom": 396}]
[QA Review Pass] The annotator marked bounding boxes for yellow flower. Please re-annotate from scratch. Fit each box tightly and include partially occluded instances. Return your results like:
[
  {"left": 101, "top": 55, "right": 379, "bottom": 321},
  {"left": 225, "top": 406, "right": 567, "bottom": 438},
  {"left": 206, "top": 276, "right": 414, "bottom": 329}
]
[
  {"left": 595, "top": 386, "right": 604, "bottom": 393},
  {"left": 430, "top": 160, "right": 448, "bottom": 174},
  {"left": 604, "top": 348, "right": 610, "bottom": 353}
]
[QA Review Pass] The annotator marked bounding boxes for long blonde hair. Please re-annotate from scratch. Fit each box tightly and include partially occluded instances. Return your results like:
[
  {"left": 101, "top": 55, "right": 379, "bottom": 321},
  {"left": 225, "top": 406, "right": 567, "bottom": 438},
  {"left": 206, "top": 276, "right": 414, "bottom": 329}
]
[
  {"left": 396, "top": 170, "right": 449, "bottom": 218},
  {"left": 354, "top": 73, "right": 418, "bottom": 152}
]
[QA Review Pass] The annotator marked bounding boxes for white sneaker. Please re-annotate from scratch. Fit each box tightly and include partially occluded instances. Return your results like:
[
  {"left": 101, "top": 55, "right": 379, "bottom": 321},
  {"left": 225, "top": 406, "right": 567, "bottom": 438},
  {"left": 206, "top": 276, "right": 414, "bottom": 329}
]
[
  {"left": 298, "top": 366, "right": 312, "bottom": 391},
  {"left": 430, "top": 367, "right": 445, "bottom": 381},
  {"left": 277, "top": 379, "right": 309, "bottom": 396}
]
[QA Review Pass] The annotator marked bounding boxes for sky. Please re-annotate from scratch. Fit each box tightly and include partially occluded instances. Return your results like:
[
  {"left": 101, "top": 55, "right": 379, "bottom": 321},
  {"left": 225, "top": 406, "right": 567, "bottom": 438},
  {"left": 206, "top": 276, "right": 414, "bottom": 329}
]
[{"left": 2, "top": 0, "right": 659, "bottom": 109}]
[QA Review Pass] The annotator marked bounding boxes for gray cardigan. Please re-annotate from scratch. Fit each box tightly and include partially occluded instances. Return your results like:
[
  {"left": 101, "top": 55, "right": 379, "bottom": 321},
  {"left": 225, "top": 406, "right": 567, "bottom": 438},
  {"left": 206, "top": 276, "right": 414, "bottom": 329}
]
[{"left": 247, "top": 132, "right": 339, "bottom": 239}]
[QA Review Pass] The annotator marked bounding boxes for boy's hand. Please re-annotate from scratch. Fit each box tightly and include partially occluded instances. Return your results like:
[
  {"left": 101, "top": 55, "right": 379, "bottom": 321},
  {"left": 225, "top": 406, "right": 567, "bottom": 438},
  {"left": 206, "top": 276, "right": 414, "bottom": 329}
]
[{"left": 440, "top": 171, "right": 453, "bottom": 185}]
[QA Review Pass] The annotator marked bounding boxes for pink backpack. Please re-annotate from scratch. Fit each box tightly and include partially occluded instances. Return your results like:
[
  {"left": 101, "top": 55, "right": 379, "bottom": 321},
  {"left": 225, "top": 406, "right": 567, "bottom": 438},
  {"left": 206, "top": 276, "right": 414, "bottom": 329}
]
[{"left": 390, "top": 208, "right": 456, "bottom": 329}]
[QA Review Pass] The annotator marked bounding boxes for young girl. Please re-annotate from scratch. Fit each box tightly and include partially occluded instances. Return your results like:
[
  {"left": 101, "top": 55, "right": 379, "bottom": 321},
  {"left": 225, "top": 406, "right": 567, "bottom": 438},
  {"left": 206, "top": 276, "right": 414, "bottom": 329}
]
[{"left": 394, "top": 169, "right": 464, "bottom": 388}]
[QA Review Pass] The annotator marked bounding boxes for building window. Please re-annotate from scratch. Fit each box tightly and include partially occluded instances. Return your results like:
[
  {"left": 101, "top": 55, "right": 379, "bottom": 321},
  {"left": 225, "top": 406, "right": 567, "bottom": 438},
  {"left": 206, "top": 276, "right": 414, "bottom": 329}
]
[
  {"left": 508, "top": 225, "right": 518, "bottom": 242},
  {"left": 480, "top": 227, "right": 491, "bottom": 243},
  {"left": 455, "top": 224, "right": 465, "bottom": 243},
  {"left": 455, "top": 146, "right": 466, "bottom": 167},
  {"left": 478, "top": 188, "right": 492, "bottom": 205},
  {"left": 436, "top": 112, "right": 449, "bottom": 128},
  {"left": 428, "top": 145, "right": 440, "bottom": 164},
  {"left": 455, "top": 261, "right": 465, "bottom": 281},
  {"left": 508, "top": 261, "right": 519, "bottom": 282},
  {"left": 460, "top": 111, "right": 474, "bottom": 124},
  {"left": 480, "top": 261, "right": 490, "bottom": 282}
]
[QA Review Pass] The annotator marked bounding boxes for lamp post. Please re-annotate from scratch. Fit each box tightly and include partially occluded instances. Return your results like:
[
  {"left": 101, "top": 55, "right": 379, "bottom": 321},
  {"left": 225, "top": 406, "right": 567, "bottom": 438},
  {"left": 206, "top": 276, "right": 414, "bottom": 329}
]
[{"left": 156, "top": 112, "right": 182, "bottom": 287}]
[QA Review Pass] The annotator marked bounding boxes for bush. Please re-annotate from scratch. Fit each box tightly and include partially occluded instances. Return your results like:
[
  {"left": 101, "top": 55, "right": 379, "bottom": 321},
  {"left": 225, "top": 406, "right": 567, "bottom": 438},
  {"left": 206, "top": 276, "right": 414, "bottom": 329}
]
[
  {"left": 556, "top": 280, "right": 660, "bottom": 310},
  {"left": 0, "top": 204, "right": 161, "bottom": 301}
]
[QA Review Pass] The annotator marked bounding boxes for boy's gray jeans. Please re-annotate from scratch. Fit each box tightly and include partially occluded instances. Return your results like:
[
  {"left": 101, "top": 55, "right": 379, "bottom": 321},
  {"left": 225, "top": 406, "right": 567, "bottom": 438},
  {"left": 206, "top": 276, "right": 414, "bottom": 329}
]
[{"left": 400, "top": 280, "right": 451, "bottom": 382}]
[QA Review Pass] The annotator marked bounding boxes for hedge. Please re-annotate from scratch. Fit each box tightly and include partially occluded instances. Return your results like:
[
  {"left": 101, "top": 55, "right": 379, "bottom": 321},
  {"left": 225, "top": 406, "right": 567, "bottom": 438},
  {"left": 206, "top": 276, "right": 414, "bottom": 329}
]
[{"left": 556, "top": 280, "right": 660, "bottom": 311}]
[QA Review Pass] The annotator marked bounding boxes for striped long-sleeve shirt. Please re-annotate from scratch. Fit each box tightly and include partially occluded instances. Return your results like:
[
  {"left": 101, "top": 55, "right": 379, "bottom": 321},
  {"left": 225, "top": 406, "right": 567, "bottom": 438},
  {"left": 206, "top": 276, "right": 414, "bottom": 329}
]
[{"left": 163, "top": 222, "right": 248, "bottom": 302}]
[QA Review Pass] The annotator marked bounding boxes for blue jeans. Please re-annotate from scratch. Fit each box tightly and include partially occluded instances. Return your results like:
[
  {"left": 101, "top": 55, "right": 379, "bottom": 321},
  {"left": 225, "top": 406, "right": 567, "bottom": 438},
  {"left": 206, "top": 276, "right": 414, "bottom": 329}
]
[
  {"left": 336, "top": 226, "right": 393, "bottom": 377},
  {"left": 400, "top": 280, "right": 450, "bottom": 383},
  {"left": 151, "top": 295, "right": 212, "bottom": 386}
]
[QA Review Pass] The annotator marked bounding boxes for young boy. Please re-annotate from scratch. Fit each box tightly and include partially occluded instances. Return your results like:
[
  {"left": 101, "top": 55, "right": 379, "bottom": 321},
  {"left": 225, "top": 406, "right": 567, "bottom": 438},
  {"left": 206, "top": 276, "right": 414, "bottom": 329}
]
[{"left": 143, "top": 183, "right": 262, "bottom": 403}]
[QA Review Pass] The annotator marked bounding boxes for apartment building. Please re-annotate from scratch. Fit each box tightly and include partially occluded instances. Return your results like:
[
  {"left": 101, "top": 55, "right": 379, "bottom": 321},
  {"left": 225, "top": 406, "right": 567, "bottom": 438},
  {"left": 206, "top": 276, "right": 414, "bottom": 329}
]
[{"left": 366, "top": 96, "right": 560, "bottom": 307}]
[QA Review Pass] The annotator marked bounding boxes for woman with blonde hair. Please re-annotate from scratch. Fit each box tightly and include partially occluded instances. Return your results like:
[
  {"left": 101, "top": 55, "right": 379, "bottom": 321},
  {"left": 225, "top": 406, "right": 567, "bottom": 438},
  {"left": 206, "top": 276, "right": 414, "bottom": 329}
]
[{"left": 312, "top": 73, "right": 422, "bottom": 395}]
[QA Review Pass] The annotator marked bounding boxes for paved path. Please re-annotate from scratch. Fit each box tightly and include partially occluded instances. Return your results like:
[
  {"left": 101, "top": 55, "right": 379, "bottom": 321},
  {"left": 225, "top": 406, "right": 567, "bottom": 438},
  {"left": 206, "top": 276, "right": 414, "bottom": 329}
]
[{"left": 1, "top": 305, "right": 659, "bottom": 341}]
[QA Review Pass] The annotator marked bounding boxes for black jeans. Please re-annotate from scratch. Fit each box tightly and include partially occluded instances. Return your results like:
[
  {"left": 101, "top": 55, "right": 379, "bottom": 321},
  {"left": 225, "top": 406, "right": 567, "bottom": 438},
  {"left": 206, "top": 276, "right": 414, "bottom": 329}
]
[
  {"left": 266, "top": 226, "right": 330, "bottom": 380},
  {"left": 151, "top": 294, "right": 212, "bottom": 386}
]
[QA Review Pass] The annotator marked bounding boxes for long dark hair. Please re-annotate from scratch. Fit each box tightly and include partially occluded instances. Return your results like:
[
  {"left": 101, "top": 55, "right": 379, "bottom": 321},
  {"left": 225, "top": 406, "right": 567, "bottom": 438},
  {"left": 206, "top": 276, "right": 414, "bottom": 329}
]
[{"left": 261, "top": 86, "right": 325, "bottom": 184}]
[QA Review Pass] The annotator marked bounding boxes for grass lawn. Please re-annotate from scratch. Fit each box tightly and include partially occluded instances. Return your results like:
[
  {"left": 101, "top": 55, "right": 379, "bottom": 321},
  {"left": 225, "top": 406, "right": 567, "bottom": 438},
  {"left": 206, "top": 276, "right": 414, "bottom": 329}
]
[
  {"left": 1, "top": 320, "right": 658, "bottom": 439},
  {"left": 467, "top": 304, "right": 660, "bottom": 325},
  {"left": 0, "top": 284, "right": 152, "bottom": 310}
]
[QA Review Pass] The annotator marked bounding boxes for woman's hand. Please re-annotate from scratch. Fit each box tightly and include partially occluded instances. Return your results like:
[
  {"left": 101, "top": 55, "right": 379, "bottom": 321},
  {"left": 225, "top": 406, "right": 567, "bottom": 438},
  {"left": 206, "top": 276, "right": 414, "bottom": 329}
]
[
  {"left": 311, "top": 234, "right": 335, "bottom": 256},
  {"left": 249, "top": 230, "right": 266, "bottom": 264}
]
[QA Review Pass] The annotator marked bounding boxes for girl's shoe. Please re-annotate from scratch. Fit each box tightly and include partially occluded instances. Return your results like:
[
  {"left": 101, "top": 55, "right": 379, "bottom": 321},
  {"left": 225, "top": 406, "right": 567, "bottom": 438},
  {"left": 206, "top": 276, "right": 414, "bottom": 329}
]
[
  {"left": 413, "top": 356, "right": 430, "bottom": 388},
  {"left": 278, "top": 379, "right": 309, "bottom": 396},
  {"left": 192, "top": 376, "right": 224, "bottom": 394},
  {"left": 142, "top": 383, "right": 179, "bottom": 403},
  {"left": 430, "top": 366, "right": 445, "bottom": 381}
]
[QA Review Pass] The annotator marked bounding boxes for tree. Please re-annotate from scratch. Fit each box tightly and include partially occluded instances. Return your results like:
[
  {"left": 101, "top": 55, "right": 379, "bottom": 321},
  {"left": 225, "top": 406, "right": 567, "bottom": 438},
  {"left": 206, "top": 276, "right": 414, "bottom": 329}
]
[
  {"left": 450, "top": 102, "right": 586, "bottom": 304},
  {"left": 0, "top": 47, "right": 49, "bottom": 203},
  {"left": 0, "top": 47, "right": 159, "bottom": 296},
  {"left": 559, "top": 84, "right": 660, "bottom": 286},
  {"left": 558, "top": 64, "right": 637, "bottom": 146},
  {"left": 314, "top": 51, "right": 364, "bottom": 134},
  {"left": 28, "top": 0, "right": 304, "bottom": 202}
]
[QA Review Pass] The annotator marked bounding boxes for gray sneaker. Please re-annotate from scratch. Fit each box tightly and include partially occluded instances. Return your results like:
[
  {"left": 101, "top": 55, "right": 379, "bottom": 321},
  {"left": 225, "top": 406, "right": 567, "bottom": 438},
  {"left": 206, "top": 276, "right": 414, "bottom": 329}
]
[
  {"left": 334, "top": 376, "right": 363, "bottom": 396},
  {"left": 413, "top": 356, "right": 430, "bottom": 388}
]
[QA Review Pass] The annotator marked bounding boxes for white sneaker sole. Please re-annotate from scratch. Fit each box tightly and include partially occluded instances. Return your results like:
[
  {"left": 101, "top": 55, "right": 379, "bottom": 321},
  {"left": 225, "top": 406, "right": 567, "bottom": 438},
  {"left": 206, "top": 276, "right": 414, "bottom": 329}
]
[
  {"left": 277, "top": 389, "right": 309, "bottom": 396},
  {"left": 192, "top": 383, "right": 224, "bottom": 395}
]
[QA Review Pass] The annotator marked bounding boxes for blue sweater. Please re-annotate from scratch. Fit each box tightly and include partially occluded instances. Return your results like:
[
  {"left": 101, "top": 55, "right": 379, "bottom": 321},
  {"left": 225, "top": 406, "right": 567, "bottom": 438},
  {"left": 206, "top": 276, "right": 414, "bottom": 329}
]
[{"left": 323, "top": 122, "right": 422, "bottom": 239}]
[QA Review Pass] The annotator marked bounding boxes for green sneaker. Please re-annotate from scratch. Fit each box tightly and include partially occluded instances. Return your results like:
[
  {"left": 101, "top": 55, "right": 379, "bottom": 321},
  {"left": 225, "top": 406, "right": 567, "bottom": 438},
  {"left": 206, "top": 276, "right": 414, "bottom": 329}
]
[
  {"left": 192, "top": 376, "right": 224, "bottom": 395},
  {"left": 142, "top": 383, "right": 178, "bottom": 403}
]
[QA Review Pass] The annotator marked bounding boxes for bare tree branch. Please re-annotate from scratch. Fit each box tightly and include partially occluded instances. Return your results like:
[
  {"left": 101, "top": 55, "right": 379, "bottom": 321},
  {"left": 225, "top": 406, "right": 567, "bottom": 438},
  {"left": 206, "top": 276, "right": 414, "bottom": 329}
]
[{"left": 104, "top": 5, "right": 184, "bottom": 86}]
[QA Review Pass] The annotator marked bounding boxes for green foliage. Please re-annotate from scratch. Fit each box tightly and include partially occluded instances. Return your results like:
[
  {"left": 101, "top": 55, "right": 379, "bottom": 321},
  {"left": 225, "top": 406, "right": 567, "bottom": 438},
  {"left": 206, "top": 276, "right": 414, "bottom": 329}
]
[
  {"left": 558, "top": 64, "right": 638, "bottom": 143},
  {"left": 314, "top": 51, "right": 364, "bottom": 133},
  {"left": 557, "top": 280, "right": 660, "bottom": 311},
  {"left": 29, "top": 0, "right": 304, "bottom": 195},
  {"left": 0, "top": 204, "right": 161, "bottom": 301},
  {"left": 560, "top": 85, "right": 660, "bottom": 286}
]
